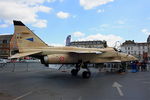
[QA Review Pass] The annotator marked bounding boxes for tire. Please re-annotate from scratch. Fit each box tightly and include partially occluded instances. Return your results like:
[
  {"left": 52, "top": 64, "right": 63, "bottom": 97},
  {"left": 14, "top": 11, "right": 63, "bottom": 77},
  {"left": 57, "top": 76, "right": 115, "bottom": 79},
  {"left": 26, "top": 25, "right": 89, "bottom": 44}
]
[
  {"left": 71, "top": 69, "right": 78, "bottom": 76},
  {"left": 82, "top": 71, "right": 91, "bottom": 79}
]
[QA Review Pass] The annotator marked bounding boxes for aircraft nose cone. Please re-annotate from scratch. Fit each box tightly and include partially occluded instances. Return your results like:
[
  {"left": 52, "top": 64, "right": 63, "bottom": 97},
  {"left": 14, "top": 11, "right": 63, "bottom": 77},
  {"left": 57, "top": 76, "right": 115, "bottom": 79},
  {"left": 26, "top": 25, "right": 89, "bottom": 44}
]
[
  {"left": 128, "top": 55, "right": 138, "bottom": 61},
  {"left": 119, "top": 53, "right": 138, "bottom": 62}
]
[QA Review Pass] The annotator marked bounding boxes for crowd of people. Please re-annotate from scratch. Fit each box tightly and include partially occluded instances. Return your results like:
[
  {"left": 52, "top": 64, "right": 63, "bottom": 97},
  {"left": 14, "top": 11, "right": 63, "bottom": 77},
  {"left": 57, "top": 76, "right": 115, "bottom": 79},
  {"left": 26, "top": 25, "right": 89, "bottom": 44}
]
[
  {"left": 97, "top": 60, "right": 149, "bottom": 73},
  {"left": 130, "top": 61, "right": 148, "bottom": 72}
]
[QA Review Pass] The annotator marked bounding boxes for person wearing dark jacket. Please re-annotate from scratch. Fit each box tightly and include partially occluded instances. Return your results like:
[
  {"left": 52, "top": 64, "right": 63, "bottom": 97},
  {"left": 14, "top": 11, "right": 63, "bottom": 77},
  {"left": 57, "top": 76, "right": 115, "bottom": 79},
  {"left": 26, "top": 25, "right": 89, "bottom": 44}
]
[{"left": 131, "top": 61, "right": 137, "bottom": 73}]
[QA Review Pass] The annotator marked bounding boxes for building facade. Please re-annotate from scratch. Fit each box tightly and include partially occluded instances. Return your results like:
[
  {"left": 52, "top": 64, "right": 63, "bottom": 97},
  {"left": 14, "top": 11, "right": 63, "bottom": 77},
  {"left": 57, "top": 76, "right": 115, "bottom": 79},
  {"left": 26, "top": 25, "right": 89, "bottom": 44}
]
[
  {"left": 69, "top": 40, "right": 107, "bottom": 48},
  {"left": 0, "top": 34, "right": 13, "bottom": 58},
  {"left": 121, "top": 38, "right": 150, "bottom": 62}
]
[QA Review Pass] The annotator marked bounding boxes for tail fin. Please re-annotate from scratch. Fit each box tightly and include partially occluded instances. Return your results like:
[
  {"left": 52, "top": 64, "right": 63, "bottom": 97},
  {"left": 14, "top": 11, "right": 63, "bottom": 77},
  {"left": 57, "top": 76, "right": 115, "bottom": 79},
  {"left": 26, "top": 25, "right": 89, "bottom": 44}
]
[{"left": 10, "top": 20, "right": 48, "bottom": 53}]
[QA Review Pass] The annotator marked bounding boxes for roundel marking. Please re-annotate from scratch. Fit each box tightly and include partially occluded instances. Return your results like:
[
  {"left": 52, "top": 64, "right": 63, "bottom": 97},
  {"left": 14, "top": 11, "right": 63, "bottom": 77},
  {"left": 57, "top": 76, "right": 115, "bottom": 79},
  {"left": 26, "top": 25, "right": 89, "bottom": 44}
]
[{"left": 59, "top": 56, "right": 65, "bottom": 62}]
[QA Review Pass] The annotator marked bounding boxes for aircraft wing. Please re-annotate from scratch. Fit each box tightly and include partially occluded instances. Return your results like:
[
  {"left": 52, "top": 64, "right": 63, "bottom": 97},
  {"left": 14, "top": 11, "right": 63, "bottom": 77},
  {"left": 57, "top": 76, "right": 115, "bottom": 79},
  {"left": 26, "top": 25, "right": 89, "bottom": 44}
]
[
  {"left": 111, "top": 60, "right": 121, "bottom": 62},
  {"left": 71, "top": 51, "right": 102, "bottom": 54},
  {"left": 10, "top": 51, "right": 42, "bottom": 59}
]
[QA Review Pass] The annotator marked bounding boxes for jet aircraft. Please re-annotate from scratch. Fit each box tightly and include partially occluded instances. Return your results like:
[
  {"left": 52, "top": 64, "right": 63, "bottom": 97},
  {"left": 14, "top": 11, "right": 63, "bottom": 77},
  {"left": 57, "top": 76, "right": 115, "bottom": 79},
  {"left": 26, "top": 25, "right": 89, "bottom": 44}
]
[{"left": 10, "top": 20, "right": 137, "bottom": 78}]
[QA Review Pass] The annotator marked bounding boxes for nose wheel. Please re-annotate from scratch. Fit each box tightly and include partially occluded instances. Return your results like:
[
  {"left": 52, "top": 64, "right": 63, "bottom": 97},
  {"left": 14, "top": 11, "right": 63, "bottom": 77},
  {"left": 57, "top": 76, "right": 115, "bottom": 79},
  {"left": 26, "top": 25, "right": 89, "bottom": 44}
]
[{"left": 82, "top": 71, "right": 91, "bottom": 79}]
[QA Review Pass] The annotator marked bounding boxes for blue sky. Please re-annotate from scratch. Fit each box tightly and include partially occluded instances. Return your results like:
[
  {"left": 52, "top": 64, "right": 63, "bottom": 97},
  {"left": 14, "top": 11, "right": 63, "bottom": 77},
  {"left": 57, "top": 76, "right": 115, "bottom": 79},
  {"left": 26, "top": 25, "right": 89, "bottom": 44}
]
[{"left": 0, "top": 0, "right": 150, "bottom": 47}]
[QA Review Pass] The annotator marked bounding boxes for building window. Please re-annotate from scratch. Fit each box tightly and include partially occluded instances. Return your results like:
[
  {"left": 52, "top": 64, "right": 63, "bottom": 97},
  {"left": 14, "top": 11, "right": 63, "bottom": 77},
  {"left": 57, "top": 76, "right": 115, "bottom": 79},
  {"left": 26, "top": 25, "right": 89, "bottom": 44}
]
[
  {"left": 143, "top": 51, "right": 145, "bottom": 54},
  {"left": 125, "top": 47, "right": 127, "bottom": 50},
  {"left": 2, "top": 40, "right": 7, "bottom": 44},
  {"left": 138, "top": 46, "right": 140, "bottom": 49},
  {"left": 134, "top": 51, "right": 136, "bottom": 55},
  {"left": 139, "top": 51, "right": 141, "bottom": 55},
  {"left": 128, "top": 47, "right": 130, "bottom": 50}
]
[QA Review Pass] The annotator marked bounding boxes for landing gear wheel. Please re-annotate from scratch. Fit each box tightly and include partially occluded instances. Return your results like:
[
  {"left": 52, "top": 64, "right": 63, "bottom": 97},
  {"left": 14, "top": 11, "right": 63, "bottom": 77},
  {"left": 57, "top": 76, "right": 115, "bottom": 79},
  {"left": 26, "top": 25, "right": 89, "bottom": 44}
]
[
  {"left": 82, "top": 71, "right": 91, "bottom": 79},
  {"left": 71, "top": 69, "right": 78, "bottom": 76}
]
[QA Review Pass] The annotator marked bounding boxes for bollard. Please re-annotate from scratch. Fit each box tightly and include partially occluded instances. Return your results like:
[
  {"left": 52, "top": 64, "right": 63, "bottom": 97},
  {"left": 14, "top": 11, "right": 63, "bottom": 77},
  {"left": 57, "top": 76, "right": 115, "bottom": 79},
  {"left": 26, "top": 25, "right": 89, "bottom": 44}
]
[
  {"left": 60, "top": 96, "right": 63, "bottom": 100},
  {"left": 12, "top": 63, "right": 15, "bottom": 72},
  {"left": 146, "top": 64, "right": 149, "bottom": 71},
  {"left": 139, "top": 66, "right": 141, "bottom": 72},
  {"left": 26, "top": 63, "right": 29, "bottom": 72}
]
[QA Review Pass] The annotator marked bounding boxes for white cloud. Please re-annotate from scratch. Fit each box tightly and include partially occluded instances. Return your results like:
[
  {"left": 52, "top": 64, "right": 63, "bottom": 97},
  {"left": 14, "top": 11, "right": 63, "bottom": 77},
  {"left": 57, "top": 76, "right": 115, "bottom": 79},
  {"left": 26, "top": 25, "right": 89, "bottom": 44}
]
[
  {"left": 100, "top": 24, "right": 109, "bottom": 28},
  {"left": 72, "top": 15, "right": 77, "bottom": 18},
  {"left": 33, "top": 20, "right": 47, "bottom": 28},
  {"left": 0, "top": 0, "right": 53, "bottom": 28},
  {"left": 78, "top": 33, "right": 123, "bottom": 47},
  {"left": 59, "top": 0, "right": 64, "bottom": 2},
  {"left": 97, "top": 9, "right": 105, "bottom": 13},
  {"left": 56, "top": 11, "right": 70, "bottom": 19},
  {"left": 33, "top": 5, "right": 52, "bottom": 13},
  {"left": 141, "top": 29, "right": 150, "bottom": 35},
  {"left": 0, "top": 24, "right": 9, "bottom": 28},
  {"left": 73, "top": 31, "right": 85, "bottom": 37},
  {"left": 117, "top": 20, "right": 125, "bottom": 24},
  {"left": 80, "top": 0, "right": 114, "bottom": 10}
]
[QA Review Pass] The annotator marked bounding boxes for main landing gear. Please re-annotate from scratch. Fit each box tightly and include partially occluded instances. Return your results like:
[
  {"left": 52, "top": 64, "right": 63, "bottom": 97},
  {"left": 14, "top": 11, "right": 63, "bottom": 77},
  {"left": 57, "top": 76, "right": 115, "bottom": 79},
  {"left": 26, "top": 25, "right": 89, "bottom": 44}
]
[
  {"left": 71, "top": 63, "right": 81, "bottom": 76},
  {"left": 71, "top": 62, "right": 91, "bottom": 79}
]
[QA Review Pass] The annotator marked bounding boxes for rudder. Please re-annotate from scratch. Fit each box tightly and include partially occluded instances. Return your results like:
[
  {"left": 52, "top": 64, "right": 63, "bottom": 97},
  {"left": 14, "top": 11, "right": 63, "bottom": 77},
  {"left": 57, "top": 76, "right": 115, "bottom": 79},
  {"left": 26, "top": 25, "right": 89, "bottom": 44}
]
[{"left": 10, "top": 20, "right": 48, "bottom": 53}]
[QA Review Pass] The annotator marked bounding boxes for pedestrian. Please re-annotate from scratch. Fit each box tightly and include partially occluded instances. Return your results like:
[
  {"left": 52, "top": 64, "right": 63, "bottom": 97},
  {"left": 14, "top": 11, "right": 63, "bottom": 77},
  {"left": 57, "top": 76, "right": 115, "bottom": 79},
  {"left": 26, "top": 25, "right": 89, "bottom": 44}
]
[
  {"left": 135, "top": 61, "right": 140, "bottom": 72},
  {"left": 141, "top": 61, "right": 146, "bottom": 71},
  {"left": 131, "top": 61, "right": 137, "bottom": 73}
]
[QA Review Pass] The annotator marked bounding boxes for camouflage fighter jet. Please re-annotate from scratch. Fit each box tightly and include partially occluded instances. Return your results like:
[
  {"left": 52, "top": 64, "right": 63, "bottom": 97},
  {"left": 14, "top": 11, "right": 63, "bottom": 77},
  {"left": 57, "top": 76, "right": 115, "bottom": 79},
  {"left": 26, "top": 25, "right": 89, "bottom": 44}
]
[{"left": 10, "top": 20, "right": 137, "bottom": 78}]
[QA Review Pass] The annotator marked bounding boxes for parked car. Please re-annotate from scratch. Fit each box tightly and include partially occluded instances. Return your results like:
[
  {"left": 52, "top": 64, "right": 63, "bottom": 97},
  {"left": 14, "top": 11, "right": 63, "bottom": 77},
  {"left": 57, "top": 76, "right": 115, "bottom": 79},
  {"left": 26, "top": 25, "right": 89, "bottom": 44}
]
[{"left": 0, "top": 59, "right": 7, "bottom": 64}]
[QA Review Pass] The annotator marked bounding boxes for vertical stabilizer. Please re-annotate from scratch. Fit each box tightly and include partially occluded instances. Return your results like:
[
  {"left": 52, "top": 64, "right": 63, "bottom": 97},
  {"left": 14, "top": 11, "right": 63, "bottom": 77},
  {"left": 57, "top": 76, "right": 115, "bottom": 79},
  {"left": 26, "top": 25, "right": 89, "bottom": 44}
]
[{"left": 11, "top": 20, "right": 48, "bottom": 53}]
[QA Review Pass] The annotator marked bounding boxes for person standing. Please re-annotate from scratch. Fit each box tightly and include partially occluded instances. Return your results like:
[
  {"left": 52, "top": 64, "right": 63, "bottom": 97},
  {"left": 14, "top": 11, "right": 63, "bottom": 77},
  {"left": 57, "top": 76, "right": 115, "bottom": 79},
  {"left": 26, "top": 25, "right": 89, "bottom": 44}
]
[
  {"left": 131, "top": 61, "right": 137, "bottom": 73},
  {"left": 141, "top": 61, "right": 146, "bottom": 71}
]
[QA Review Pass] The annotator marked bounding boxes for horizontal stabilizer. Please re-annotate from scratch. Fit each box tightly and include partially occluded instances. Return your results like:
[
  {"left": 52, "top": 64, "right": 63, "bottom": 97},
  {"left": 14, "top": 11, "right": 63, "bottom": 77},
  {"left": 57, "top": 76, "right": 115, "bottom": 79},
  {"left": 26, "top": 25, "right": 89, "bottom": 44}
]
[{"left": 10, "top": 51, "right": 42, "bottom": 59}]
